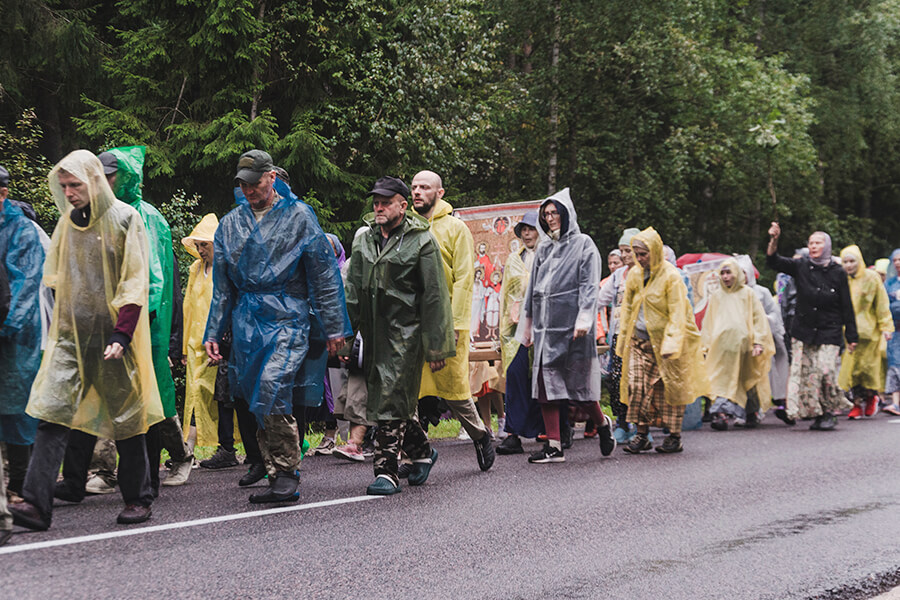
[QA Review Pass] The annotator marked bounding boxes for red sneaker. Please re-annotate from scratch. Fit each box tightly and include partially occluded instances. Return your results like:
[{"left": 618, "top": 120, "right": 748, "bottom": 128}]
[
  {"left": 847, "top": 405, "right": 863, "bottom": 420},
  {"left": 865, "top": 396, "right": 879, "bottom": 417}
]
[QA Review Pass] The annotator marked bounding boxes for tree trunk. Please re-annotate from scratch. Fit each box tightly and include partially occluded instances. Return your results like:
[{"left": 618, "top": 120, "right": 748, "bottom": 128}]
[
  {"left": 250, "top": 0, "right": 268, "bottom": 121},
  {"left": 547, "top": 0, "right": 560, "bottom": 195}
]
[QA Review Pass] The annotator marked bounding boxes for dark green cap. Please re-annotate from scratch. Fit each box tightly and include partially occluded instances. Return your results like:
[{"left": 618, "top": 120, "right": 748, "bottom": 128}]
[{"left": 235, "top": 150, "right": 274, "bottom": 185}]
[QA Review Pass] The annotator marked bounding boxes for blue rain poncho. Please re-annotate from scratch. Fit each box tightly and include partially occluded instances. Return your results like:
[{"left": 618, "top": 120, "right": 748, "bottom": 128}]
[
  {"left": 884, "top": 249, "right": 900, "bottom": 370},
  {"left": 204, "top": 178, "right": 352, "bottom": 423},
  {"left": 516, "top": 188, "right": 603, "bottom": 402},
  {"left": 0, "top": 199, "right": 44, "bottom": 444}
]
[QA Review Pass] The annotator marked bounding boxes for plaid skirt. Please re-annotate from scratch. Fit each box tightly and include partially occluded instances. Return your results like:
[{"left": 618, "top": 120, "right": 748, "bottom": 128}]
[{"left": 626, "top": 338, "right": 685, "bottom": 434}]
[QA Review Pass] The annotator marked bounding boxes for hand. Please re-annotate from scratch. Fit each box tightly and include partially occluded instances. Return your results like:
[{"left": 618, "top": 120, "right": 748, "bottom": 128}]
[
  {"left": 661, "top": 352, "right": 674, "bottom": 360},
  {"left": 103, "top": 342, "right": 125, "bottom": 360},
  {"left": 454, "top": 330, "right": 460, "bottom": 345},
  {"left": 573, "top": 328, "right": 588, "bottom": 339},
  {"left": 886, "top": 331, "right": 894, "bottom": 342},
  {"left": 752, "top": 344, "right": 763, "bottom": 357},
  {"left": 339, "top": 355, "right": 350, "bottom": 364},
  {"left": 429, "top": 360, "right": 446, "bottom": 372},
  {"left": 181, "top": 354, "right": 187, "bottom": 366},
  {"left": 326, "top": 337, "right": 346, "bottom": 356},
  {"left": 847, "top": 342, "right": 858, "bottom": 353},
  {"left": 205, "top": 340, "right": 222, "bottom": 363},
  {"left": 768, "top": 222, "right": 781, "bottom": 239}
]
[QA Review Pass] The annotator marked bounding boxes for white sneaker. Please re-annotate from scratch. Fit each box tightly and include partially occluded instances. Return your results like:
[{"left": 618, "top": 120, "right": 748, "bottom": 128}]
[
  {"left": 496, "top": 418, "right": 508, "bottom": 439},
  {"left": 85, "top": 474, "right": 117, "bottom": 495},
  {"left": 457, "top": 428, "right": 471, "bottom": 441},
  {"left": 162, "top": 460, "right": 192, "bottom": 486}
]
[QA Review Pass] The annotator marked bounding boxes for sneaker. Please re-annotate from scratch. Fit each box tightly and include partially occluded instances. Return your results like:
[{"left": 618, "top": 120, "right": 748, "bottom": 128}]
[
  {"left": 536, "top": 433, "right": 549, "bottom": 443},
  {"left": 54, "top": 482, "right": 84, "bottom": 503},
  {"left": 361, "top": 440, "right": 376, "bottom": 458},
  {"left": 199, "top": 447, "right": 239, "bottom": 469},
  {"left": 655, "top": 435, "right": 683, "bottom": 454},
  {"left": 0, "top": 529, "right": 10, "bottom": 548},
  {"left": 367, "top": 474, "right": 401, "bottom": 495},
  {"left": 238, "top": 463, "right": 267, "bottom": 487},
  {"left": 528, "top": 444, "right": 565, "bottom": 463},
  {"left": 308, "top": 437, "right": 335, "bottom": 456},
  {"left": 408, "top": 448, "right": 438, "bottom": 486},
  {"left": 818, "top": 413, "right": 837, "bottom": 430},
  {"left": 496, "top": 417, "right": 508, "bottom": 440},
  {"left": 162, "top": 459, "right": 192, "bottom": 486},
  {"left": 865, "top": 396, "right": 879, "bottom": 417},
  {"left": 847, "top": 405, "right": 863, "bottom": 420},
  {"left": 583, "top": 420, "right": 598, "bottom": 439},
  {"left": 623, "top": 433, "right": 652, "bottom": 454},
  {"left": 774, "top": 406, "right": 796, "bottom": 426},
  {"left": 598, "top": 414, "right": 616, "bottom": 457},
  {"left": 474, "top": 433, "right": 496, "bottom": 471},
  {"left": 883, "top": 403, "right": 900, "bottom": 416},
  {"left": 745, "top": 412, "right": 760, "bottom": 429},
  {"left": 457, "top": 428, "right": 471, "bottom": 441},
  {"left": 10, "top": 501, "right": 50, "bottom": 531},
  {"left": 117, "top": 504, "right": 152, "bottom": 525},
  {"left": 333, "top": 443, "right": 365, "bottom": 462},
  {"left": 496, "top": 434, "right": 524, "bottom": 455},
  {"left": 710, "top": 413, "right": 729, "bottom": 431},
  {"left": 85, "top": 473, "right": 117, "bottom": 495}
]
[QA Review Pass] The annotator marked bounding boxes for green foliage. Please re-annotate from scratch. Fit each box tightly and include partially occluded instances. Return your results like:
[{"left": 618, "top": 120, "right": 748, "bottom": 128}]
[
  {"left": 0, "top": 109, "right": 58, "bottom": 231},
  {"left": 157, "top": 188, "right": 202, "bottom": 284}
]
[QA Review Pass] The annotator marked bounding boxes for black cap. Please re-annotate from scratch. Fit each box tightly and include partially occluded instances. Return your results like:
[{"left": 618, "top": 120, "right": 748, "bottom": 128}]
[
  {"left": 97, "top": 151, "right": 118, "bottom": 175},
  {"left": 367, "top": 176, "right": 409, "bottom": 200},
  {"left": 0, "top": 165, "right": 8, "bottom": 187},
  {"left": 235, "top": 150, "right": 275, "bottom": 185}
]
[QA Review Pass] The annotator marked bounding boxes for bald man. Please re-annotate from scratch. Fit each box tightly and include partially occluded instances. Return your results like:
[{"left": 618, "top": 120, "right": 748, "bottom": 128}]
[{"left": 411, "top": 170, "right": 494, "bottom": 472}]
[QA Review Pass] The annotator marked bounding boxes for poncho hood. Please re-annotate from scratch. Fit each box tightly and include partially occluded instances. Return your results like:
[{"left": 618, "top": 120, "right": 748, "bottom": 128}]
[
  {"left": 539, "top": 187, "right": 579, "bottom": 239},
  {"left": 431, "top": 198, "right": 454, "bottom": 221},
  {"left": 108, "top": 145, "right": 146, "bottom": 207},
  {"left": 49, "top": 150, "right": 118, "bottom": 226},
  {"left": 182, "top": 213, "right": 219, "bottom": 259},
  {"left": 632, "top": 227, "right": 665, "bottom": 275},
  {"left": 840, "top": 244, "right": 866, "bottom": 277},
  {"left": 719, "top": 257, "right": 747, "bottom": 293}
]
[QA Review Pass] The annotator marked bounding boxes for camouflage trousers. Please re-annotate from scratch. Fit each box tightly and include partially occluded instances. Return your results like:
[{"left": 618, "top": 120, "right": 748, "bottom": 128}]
[
  {"left": 374, "top": 419, "right": 431, "bottom": 484},
  {"left": 257, "top": 414, "right": 303, "bottom": 477}
]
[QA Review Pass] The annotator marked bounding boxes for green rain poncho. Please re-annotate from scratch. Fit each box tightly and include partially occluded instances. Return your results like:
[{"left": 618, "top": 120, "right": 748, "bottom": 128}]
[
  {"left": 27, "top": 150, "right": 165, "bottom": 439},
  {"left": 345, "top": 211, "right": 456, "bottom": 421},
  {"left": 107, "top": 146, "right": 177, "bottom": 418}
]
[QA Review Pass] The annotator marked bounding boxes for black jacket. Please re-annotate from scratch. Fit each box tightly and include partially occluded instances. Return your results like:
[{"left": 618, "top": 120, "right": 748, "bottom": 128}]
[{"left": 767, "top": 252, "right": 858, "bottom": 346}]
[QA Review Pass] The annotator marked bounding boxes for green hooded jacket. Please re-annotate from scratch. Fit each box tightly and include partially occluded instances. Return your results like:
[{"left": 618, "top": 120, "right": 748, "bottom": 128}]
[
  {"left": 345, "top": 210, "right": 455, "bottom": 421},
  {"left": 108, "top": 145, "right": 177, "bottom": 418}
]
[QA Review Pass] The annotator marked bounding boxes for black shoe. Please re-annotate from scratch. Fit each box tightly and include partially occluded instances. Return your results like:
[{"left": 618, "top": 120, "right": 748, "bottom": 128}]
[
  {"left": 745, "top": 412, "right": 760, "bottom": 429},
  {"left": 117, "top": 504, "right": 152, "bottom": 525},
  {"left": 397, "top": 463, "right": 413, "bottom": 479},
  {"left": 817, "top": 413, "right": 837, "bottom": 431},
  {"left": 249, "top": 471, "right": 299, "bottom": 503},
  {"left": 710, "top": 413, "right": 729, "bottom": 431},
  {"left": 562, "top": 425, "right": 574, "bottom": 450},
  {"left": 598, "top": 414, "right": 616, "bottom": 457},
  {"left": 655, "top": 435, "right": 683, "bottom": 454},
  {"left": 496, "top": 434, "right": 524, "bottom": 455},
  {"left": 200, "top": 447, "right": 239, "bottom": 469},
  {"left": 528, "top": 443, "right": 565, "bottom": 463},
  {"left": 54, "top": 481, "right": 84, "bottom": 503},
  {"left": 474, "top": 433, "right": 496, "bottom": 472},
  {"left": 774, "top": 406, "right": 796, "bottom": 426},
  {"left": 408, "top": 448, "right": 438, "bottom": 486},
  {"left": 623, "top": 433, "right": 652, "bottom": 454},
  {"left": 0, "top": 529, "right": 10, "bottom": 547},
  {"left": 239, "top": 463, "right": 267, "bottom": 487},
  {"left": 9, "top": 501, "right": 50, "bottom": 531}
]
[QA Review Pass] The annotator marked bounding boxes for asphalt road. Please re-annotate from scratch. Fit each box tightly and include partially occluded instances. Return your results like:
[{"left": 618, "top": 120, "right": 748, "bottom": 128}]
[{"left": 3, "top": 415, "right": 900, "bottom": 600}]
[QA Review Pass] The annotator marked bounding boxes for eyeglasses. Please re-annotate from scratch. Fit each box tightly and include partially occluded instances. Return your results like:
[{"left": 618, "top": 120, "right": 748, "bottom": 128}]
[{"left": 543, "top": 210, "right": 559, "bottom": 219}]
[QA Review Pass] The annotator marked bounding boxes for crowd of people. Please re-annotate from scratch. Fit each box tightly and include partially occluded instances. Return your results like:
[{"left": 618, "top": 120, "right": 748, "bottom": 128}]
[{"left": 0, "top": 147, "right": 896, "bottom": 546}]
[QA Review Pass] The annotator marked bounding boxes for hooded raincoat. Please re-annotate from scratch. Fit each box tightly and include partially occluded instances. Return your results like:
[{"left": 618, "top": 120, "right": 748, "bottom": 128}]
[
  {"left": 27, "top": 150, "right": 164, "bottom": 439},
  {"left": 517, "top": 188, "right": 602, "bottom": 402},
  {"left": 753, "top": 283, "right": 789, "bottom": 400},
  {"left": 418, "top": 198, "right": 474, "bottom": 401},
  {"left": 499, "top": 245, "right": 533, "bottom": 375},
  {"left": 204, "top": 178, "right": 352, "bottom": 423},
  {"left": 345, "top": 211, "right": 455, "bottom": 420},
  {"left": 181, "top": 214, "right": 220, "bottom": 447},
  {"left": 885, "top": 249, "right": 900, "bottom": 374},
  {"left": 701, "top": 258, "right": 775, "bottom": 409},
  {"left": 615, "top": 227, "right": 706, "bottom": 406},
  {"left": 0, "top": 199, "right": 44, "bottom": 444},
  {"left": 108, "top": 146, "right": 177, "bottom": 418},
  {"left": 838, "top": 245, "right": 893, "bottom": 392}
]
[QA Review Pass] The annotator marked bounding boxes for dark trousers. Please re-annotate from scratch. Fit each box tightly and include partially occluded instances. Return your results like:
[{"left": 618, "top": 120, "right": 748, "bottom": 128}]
[
  {"left": 25, "top": 421, "right": 152, "bottom": 521},
  {"left": 222, "top": 397, "right": 262, "bottom": 465},
  {"left": 503, "top": 345, "right": 544, "bottom": 438},
  {"left": 5, "top": 443, "right": 31, "bottom": 495}
]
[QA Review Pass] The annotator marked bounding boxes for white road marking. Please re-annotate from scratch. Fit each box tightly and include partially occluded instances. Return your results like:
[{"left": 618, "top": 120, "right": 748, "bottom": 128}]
[
  {"left": 0, "top": 494, "right": 382, "bottom": 555},
  {"left": 888, "top": 419, "right": 900, "bottom": 423}
]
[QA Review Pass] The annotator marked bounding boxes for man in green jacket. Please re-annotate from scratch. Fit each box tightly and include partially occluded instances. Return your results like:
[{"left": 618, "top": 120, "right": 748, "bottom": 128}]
[{"left": 345, "top": 176, "right": 456, "bottom": 495}]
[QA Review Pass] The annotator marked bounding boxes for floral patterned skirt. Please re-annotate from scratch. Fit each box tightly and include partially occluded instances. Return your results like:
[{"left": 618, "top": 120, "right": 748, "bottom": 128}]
[{"left": 787, "top": 340, "right": 851, "bottom": 419}]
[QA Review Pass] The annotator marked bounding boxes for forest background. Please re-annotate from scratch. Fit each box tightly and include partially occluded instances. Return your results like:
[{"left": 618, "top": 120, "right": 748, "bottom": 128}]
[{"left": 3, "top": 0, "right": 900, "bottom": 283}]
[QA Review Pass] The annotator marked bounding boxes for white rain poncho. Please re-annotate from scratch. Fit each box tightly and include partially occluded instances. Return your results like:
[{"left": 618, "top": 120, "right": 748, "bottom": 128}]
[
  {"left": 752, "top": 283, "right": 789, "bottom": 401},
  {"left": 26, "top": 150, "right": 164, "bottom": 439},
  {"left": 517, "top": 188, "right": 602, "bottom": 401}
]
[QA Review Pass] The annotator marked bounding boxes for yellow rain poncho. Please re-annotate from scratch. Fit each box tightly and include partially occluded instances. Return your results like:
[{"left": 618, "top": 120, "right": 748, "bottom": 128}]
[
  {"left": 616, "top": 227, "right": 706, "bottom": 406},
  {"left": 700, "top": 258, "right": 775, "bottom": 409},
  {"left": 181, "top": 214, "right": 221, "bottom": 447},
  {"left": 838, "top": 245, "right": 894, "bottom": 391},
  {"left": 26, "top": 150, "right": 164, "bottom": 439},
  {"left": 419, "top": 198, "right": 475, "bottom": 401},
  {"left": 499, "top": 246, "right": 532, "bottom": 375}
]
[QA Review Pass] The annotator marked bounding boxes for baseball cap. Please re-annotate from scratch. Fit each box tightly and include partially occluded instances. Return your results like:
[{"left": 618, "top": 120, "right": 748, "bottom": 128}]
[
  {"left": 97, "top": 152, "right": 119, "bottom": 175},
  {"left": 367, "top": 176, "right": 409, "bottom": 200},
  {"left": 234, "top": 150, "right": 275, "bottom": 185},
  {"left": 0, "top": 165, "right": 8, "bottom": 187}
]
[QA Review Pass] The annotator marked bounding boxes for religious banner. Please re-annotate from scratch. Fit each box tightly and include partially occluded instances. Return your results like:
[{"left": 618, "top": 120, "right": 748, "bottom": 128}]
[{"left": 681, "top": 254, "right": 756, "bottom": 329}]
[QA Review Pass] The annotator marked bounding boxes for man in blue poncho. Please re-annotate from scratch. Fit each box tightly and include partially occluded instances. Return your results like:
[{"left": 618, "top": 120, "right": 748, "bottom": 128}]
[
  {"left": 0, "top": 165, "right": 45, "bottom": 503},
  {"left": 205, "top": 150, "right": 351, "bottom": 503}
]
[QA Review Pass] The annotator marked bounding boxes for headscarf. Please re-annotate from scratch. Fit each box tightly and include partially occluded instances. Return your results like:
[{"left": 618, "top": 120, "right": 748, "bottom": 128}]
[
  {"left": 808, "top": 231, "right": 832, "bottom": 267},
  {"left": 874, "top": 258, "right": 889, "bottom": 277},
  {"left": 609, "top": 249, "right": 622, "bottom": 258},
  {"left": 663, "top": 245, "right": 677, "bottom": 266},
  {"left": 618, "top": 227, "right": 641, "bottom": 247}
]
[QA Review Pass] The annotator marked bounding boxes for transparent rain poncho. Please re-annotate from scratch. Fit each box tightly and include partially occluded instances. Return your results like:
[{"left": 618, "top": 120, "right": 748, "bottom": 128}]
[
  {"left": 181, "top": 213, "right": 220, "bottom": 447},
  {"left": 499, "top": 246, "right": 531, "bottom": 375},
  {"left": 0, "top": 199, "right": 45, "bottom": 444},
  {"left": 26, "top": 150, "right": 164, "bottom": 439},
  {"left": 700, "top": 258, "right": 775, "bottom": 409},
  {"left": 108, "top": 145, "right": 177, "bottom": 418},
  {"left": 517, "top": 188, "right": 602, "bottom": 402},
  {"left": 616, "top": 227, "right": 707, "bottom": 406},
  {"left": 837, "top": 245, "right": 893, "bottom": 391},
  {"left": 205, "top": 178, "right": 352, "bottom": 422}
]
